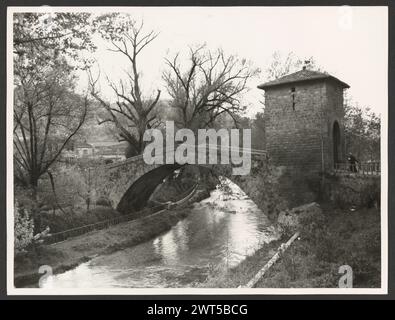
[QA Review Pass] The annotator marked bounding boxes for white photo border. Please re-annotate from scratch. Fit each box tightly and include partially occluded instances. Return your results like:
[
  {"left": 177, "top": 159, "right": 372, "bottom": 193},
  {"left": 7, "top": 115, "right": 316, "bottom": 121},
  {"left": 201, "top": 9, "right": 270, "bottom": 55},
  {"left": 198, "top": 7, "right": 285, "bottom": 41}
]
[{"left": 6, "top": 5, "right": 389, "bottom": 296}]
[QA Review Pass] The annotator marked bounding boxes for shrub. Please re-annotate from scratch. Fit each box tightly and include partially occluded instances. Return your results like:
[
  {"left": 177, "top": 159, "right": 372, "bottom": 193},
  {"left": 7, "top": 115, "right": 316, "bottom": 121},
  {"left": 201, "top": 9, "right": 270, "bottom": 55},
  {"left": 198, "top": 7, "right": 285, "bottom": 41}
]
[
  {"left": 89, "top": 206, "right": 119, "bottom": 220},
  {"left": 36, "top": 205, "right": 121, "bottom": 233},
  {"left": 96, "top": 197, "right": 112, "bottom": 207},
  {"left": 14, "top": 202, "right": 34, "bottom": 253}
]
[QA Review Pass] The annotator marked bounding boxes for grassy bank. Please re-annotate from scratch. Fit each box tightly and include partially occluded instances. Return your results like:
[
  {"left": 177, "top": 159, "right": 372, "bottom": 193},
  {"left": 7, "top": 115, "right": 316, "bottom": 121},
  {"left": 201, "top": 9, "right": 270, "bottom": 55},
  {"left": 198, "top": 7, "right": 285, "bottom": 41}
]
[
  {"left": 14, "top": 206, "right": 191, "bottom": 288},
  {"left": 38, "top": 205, "right": 122, "bottom": 233},
  {"left": 199, "top": 203, "right": 381, "bottom": 288},
  {"left": 15, "top": 185, "right": 123, "bottom": 234}
]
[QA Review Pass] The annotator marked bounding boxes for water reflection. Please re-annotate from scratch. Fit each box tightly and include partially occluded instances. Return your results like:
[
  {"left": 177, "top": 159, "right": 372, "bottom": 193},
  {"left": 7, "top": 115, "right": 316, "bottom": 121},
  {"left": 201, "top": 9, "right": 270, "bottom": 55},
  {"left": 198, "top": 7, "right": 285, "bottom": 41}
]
[{"left": 41, "top": 178, "right": 279, "bottom": 288}]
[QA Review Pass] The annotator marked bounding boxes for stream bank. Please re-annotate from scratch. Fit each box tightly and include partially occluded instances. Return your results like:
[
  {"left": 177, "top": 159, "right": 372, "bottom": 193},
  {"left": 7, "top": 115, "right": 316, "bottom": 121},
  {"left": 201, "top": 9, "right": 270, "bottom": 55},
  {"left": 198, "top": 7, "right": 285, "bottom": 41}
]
[
  {"left": 38, "top": 180, "right": 278, "bottom": 288},
  {"left": 198, "top": 203, "right": 381, "bottom": 288},
  {"left": 14, "top": 206, "right": 193, "bottom": 288}
]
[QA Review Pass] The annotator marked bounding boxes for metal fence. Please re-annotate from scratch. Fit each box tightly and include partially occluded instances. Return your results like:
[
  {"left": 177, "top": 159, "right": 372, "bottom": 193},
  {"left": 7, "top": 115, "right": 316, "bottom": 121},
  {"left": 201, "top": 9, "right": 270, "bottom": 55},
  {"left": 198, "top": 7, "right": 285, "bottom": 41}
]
[
  {"left": 43, "top": 182, "right": 198, "bottom": 245},
  {"left": 333, "top": 161, "right": 380, "bottom": 176}
]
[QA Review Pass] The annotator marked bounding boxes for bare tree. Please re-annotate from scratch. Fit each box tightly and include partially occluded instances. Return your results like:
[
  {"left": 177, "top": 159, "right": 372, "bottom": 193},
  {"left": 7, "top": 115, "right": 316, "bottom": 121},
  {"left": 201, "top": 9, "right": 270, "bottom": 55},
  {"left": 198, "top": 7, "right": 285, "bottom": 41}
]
[
  {"left": 265, "top": 51, "right": 321, "bottom": 81},
  {"left": 162, "top": 45, "right": 259, "bottom": 130},
  {"left": 13, "top": 58, "right": 89, "bottom": 192},
  {"left": 13, "top": 12, "right": 95, "bottom": 194},
  {"left": 90, "top": 14, "right": 162, "bottom": 156}
]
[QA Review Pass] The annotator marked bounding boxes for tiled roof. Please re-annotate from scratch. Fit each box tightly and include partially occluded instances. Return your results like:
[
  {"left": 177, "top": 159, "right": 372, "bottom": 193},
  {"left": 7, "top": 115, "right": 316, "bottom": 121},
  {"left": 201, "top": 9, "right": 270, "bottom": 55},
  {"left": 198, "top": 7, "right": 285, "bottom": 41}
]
[
  {"left": 89, "top": 141, "right": 127, "bottom": 148},
  {"left": 75, "top": 142, "right": 93, "bottom": 148},
  {"left": 95, "top": 149, "right": 123, "bottom": 156},
  {"left": 257, "top": 69, "right": 350, "bottom": 90}
]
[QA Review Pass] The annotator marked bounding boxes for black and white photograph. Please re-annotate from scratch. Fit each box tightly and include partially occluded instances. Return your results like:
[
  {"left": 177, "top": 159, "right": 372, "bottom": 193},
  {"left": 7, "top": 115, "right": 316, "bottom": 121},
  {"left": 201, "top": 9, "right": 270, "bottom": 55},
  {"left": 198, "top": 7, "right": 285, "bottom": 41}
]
[{"left": 6, "top": 5, "right": 387, "bottom": 295}]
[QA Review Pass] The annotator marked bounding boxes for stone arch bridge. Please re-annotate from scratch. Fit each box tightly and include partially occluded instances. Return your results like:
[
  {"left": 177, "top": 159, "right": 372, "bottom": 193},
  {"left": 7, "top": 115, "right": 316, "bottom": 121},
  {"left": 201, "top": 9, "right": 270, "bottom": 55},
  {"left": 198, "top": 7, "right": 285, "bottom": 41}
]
[
  {"left": 90, "top": 146, "right": 268, "bottom": 215},
  {"left": 88, "top": 144, "right": 380, "bottom": 216}
]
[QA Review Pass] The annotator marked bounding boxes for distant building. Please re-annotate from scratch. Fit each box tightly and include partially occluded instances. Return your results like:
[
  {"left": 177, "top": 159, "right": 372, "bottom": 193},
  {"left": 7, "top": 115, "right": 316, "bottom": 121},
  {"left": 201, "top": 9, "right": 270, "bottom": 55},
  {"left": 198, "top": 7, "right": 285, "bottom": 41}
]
[
  {"left": 74, "top": 142, "right": 94, "bottom": 158},
  {"left": 88, "top": 141, "right": 127, "bottom": 161},
  {"left": 67, "top": 140, "right": 127, "bottom": 161}
]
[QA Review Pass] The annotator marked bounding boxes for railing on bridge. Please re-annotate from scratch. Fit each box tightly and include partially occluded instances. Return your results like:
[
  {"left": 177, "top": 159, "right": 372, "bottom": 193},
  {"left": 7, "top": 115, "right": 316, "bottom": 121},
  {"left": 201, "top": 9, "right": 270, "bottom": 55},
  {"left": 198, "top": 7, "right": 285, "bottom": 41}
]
[
  {"left": 99, "top": 144, "right": 268, "bottom": 170},
  {"left": 333, "top": 161, "right": 380, "bottom": 176}
]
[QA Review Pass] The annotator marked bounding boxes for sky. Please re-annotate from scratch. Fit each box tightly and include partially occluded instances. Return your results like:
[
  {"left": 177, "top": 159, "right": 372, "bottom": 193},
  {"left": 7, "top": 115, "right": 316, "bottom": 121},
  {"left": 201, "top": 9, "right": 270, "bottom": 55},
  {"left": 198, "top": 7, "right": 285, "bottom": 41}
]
[{"left": 77, "top": 6, "right": 388, "bottom": 118}]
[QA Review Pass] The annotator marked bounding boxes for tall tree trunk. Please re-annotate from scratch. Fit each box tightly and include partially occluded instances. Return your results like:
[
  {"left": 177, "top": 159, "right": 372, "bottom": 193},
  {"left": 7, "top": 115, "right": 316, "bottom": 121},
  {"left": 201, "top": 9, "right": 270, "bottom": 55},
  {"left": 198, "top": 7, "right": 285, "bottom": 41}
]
[{"left": 29, "top": 172, "right": 39, "bottom": 200}]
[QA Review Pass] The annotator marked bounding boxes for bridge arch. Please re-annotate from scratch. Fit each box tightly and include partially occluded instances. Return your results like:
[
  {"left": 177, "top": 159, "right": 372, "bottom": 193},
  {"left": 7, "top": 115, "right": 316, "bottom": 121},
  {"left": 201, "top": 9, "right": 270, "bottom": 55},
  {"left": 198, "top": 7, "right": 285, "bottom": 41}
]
[
  {"left": 91, "top": 150, "right": 268, "bottom": 215},
  {"left": 116, "top": 164, "right": 181, "bottom": 213}
]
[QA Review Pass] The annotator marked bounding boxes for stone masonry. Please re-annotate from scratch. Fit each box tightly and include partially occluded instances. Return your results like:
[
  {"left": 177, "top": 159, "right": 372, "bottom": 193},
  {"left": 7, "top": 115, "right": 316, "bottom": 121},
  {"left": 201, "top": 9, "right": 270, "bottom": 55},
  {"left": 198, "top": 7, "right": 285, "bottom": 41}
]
[
  {"left": 258, "top": 68, "right": 350, "bottom": 205},
  {"left": 90, "top": 150, "right": 268, "bottom": 215}
]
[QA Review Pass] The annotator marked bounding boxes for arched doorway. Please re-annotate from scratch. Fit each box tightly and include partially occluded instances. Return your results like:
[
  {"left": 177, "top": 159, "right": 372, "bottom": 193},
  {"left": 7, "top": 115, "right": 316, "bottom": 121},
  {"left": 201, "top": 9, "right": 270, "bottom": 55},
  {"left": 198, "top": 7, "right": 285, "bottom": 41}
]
[{"left": 333, "top": 121, "right": 341, "bottom": 166}]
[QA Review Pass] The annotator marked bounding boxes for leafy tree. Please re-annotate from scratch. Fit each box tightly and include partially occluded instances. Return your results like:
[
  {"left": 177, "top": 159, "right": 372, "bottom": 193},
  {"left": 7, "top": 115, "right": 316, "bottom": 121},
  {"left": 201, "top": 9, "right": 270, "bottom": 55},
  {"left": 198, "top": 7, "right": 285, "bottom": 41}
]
[
  {"left": 214, "top": 111, "right": 266, "bottom": 150},
  {"left": 344, "top": 98, "right": 380, "bottom": 162},
  {"left": 250, "top": 112, "right": 266, "bottom": 150},
  {"left": 163, "top": 45, "right": 259, "bottom": 130},
  {"left": 90, "top": 14, "right": 162, "bottom": 156},
  {"left": 54, "top": 165, "right": 94, "bottom": 210},
  {"left": 13, "top": 12, "right": 95, "bottom": 69}
]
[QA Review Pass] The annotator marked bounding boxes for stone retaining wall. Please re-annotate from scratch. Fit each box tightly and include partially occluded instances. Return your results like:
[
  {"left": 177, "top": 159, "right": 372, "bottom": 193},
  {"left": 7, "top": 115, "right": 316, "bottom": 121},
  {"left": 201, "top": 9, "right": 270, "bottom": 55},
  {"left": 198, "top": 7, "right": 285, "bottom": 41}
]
[{"left": 323, "top": 173, "right": 380, "bottom": 208}]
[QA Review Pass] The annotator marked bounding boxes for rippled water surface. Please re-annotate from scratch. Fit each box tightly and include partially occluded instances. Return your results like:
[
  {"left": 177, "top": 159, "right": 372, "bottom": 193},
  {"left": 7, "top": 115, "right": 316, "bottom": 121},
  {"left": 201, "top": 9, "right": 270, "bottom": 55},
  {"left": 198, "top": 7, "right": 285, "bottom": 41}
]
[{"left": 42, "top": 179, "right": 279, "bottom": 288}]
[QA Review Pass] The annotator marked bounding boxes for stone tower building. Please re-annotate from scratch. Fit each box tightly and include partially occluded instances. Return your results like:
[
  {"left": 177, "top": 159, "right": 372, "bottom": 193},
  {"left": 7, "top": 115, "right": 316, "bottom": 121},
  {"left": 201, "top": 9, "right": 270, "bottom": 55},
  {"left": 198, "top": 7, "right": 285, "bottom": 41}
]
[
  {"left": 258, "top": 67, "right": 349, "bottom": 204},
  {"left": 258, "top": 67, "right": 349, "bottom": 173}
]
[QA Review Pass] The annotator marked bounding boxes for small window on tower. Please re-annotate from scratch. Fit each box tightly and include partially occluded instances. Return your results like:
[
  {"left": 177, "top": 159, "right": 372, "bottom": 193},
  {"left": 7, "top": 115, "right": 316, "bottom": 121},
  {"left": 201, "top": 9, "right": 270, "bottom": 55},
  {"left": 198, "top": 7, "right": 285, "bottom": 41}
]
[{"left": 291, "top": 87, "right": 296, "bottom": 110}]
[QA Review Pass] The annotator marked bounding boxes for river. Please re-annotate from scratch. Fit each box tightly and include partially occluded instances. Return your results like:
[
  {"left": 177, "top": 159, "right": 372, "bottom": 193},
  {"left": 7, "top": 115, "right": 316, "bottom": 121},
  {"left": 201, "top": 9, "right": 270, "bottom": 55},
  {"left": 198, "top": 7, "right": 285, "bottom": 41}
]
[{"left": 41, "top": 178, "right": 279, "bottom": 288}]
